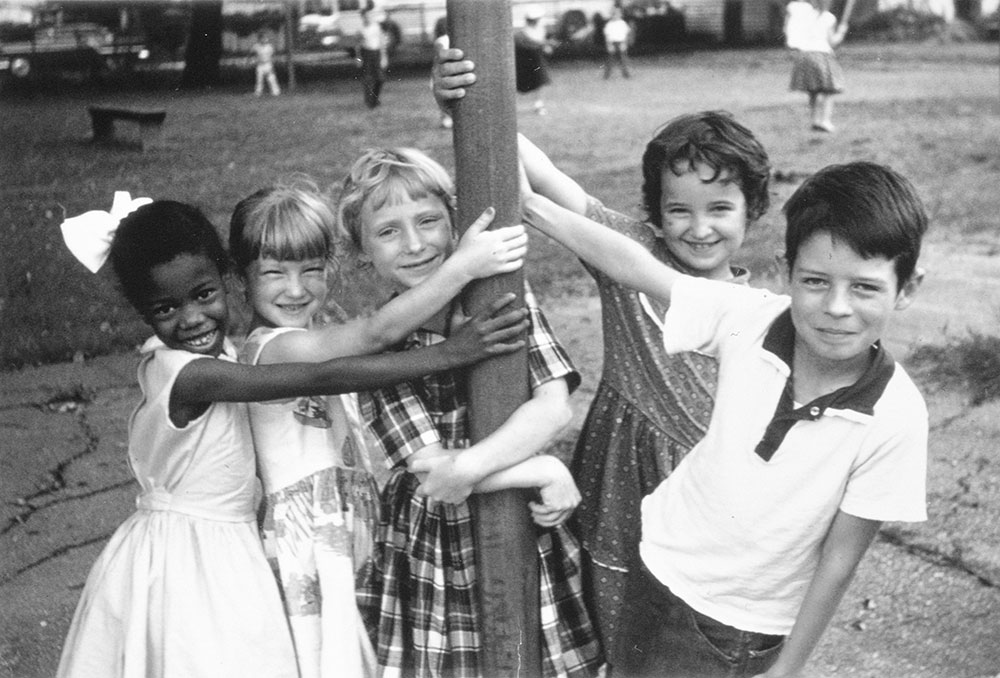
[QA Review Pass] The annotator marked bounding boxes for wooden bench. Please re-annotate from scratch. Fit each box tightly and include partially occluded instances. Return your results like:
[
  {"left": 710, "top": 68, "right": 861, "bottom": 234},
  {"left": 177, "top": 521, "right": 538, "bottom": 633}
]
[{"left": 88, "top": 106, "right": 166, "bottom": 150}]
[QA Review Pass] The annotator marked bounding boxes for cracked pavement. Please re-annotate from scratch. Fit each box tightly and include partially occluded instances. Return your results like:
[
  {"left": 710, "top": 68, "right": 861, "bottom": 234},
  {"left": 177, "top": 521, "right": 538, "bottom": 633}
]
[{"left": 3, "top": 245, "right": 1000, "bottom": 677}]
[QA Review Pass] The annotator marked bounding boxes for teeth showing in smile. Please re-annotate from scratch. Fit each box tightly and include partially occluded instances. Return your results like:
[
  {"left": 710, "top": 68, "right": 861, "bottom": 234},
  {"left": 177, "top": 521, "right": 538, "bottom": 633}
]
[
  {"left": 183, "top": 330, "right": 217, "bottom": 349},
  {"left": 685, "top": 241, "right": 718, "bottom": 251}
]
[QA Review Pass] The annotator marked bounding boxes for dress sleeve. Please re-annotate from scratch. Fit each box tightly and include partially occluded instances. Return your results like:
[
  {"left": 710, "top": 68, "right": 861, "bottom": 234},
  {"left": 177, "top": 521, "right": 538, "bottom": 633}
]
[
  {"left": 524, "top": 287, "right": 581, "bottom": 394},
  {"left": 358, "top": 383, "right": 442, "bottom": 470}
]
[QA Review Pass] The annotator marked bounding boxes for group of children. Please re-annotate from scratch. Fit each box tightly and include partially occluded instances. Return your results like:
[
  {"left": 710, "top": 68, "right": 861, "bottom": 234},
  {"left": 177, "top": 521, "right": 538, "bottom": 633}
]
[{"left": 56, "top": 37, "right": 929, "bottom": 678}]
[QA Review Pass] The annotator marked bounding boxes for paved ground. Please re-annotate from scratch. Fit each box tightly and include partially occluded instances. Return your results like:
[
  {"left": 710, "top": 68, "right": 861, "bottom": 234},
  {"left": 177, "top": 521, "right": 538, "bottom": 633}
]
[{"left": 2, "top": 239, "right": 1000, "bottom": 678}]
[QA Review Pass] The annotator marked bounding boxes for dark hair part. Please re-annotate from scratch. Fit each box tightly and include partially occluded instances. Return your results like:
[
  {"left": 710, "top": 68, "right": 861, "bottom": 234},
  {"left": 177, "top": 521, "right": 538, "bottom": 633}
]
[
  {"left": 109, "top": 200, "right": 229, "bottom": 310},
  {"left": 641, "top": 110, "right": 771, "bottom": 228},
  {"left": 783, "top": 161, "right": 928, "bottom": 286}
]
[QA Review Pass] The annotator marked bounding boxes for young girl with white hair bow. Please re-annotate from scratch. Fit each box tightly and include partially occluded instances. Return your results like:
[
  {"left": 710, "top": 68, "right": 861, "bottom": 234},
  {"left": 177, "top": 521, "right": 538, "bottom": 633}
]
[{"left": 55, "top": 195, "right": 527, "bottom": 678}]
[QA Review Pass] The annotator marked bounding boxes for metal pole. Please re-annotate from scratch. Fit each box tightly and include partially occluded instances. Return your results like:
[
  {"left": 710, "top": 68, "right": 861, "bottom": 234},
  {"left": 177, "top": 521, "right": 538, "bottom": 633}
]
[{"left": 447, "top": 0, "right": 542, "bottom": 676}]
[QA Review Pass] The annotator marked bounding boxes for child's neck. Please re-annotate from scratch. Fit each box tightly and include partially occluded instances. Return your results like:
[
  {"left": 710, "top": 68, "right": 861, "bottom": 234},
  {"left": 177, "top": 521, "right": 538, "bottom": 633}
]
[{"left": 790, "top": 348, "right": 872, "bottom": 404}]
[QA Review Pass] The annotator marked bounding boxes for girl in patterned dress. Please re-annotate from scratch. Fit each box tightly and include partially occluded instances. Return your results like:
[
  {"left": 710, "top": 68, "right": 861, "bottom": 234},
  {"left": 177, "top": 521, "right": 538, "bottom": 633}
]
[
  {"left": 784, "top": 0, "right": 849, "bottom": 132},
  {"left": 517, "top": 112, "right": 772, "bottom": 667},
  {"left": 55, "top": 199, "right": 526, "bottom": 678},
  {"left": 336, "top": 147, "right": 605, "bottom": 678},
  {"left": 229, "top": 180, "right": 529, "bottom": 678}
]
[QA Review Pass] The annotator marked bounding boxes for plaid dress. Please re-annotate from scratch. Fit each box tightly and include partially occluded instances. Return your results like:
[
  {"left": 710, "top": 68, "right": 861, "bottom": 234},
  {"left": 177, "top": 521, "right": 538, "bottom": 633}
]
[{"left": 358, "top": 291, "right": 604, "bottom": 678}]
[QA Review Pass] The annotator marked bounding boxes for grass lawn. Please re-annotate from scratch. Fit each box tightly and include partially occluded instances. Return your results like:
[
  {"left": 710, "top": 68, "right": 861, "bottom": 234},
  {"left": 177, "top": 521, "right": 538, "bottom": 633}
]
[{"left": 1, "top": 40, "right": 998, "bottom": 369}]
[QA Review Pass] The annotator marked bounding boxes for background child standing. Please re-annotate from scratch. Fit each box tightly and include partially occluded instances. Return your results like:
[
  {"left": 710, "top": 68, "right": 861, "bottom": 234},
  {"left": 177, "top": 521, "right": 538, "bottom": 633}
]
[
  {"left": 337, "top": 147, "right": 604, "bottom": 678},
  {"left": 602, "top": 6, "right": 632, "bottom": 79},
  {"left": 521, "top": 160, "right": 928, "bottom": 678},
  {"left": 56, "top": 199, "right": 527, "bottom": 678},
  {"left": 784, "top": 0, "right": 849, "bottom": 132},
  {"left": 518, "top": 112, "right": 771, "bottom": 665},
  {"left": 251, "top": 31, "right": 281, "bottom": 97},
  {"left": 228, "top": 180, "right": 528, "bottom": 678}
]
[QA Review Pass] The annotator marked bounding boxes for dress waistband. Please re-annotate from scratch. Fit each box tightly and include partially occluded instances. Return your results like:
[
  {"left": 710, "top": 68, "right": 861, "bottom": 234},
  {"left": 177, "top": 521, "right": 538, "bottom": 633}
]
[{"left": 136, "top": 488, "right": 254, "bottom": 523}]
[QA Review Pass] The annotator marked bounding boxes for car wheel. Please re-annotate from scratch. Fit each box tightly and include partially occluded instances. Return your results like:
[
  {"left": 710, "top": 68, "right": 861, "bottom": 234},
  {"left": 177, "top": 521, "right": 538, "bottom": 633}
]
[{"left": 10, "top": 57, "right": 30, "bottom": 79}]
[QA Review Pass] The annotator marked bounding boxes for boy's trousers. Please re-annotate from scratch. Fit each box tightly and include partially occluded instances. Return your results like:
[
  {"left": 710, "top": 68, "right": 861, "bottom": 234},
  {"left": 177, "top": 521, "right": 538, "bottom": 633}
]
[{"left": 613, "top": 563, "right": 785, "bottom": 678}]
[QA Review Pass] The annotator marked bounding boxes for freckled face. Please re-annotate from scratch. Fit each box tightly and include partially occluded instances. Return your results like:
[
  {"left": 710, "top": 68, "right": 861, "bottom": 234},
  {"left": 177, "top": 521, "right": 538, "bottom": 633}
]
[
  {"left": 139, "top": 253, "right": 229, "bottom": 356},
  {"left": 359, "top": 194, "right": 456, "bottom": 292},
  {"left": 788, "top": 231, "right": 915, "bottom": 376},
  {"left": 659, "top": 162, "right": 748, "bottom": 281},
  {"left": 246, "top": 257, "right": 328, "bottom": 329}
]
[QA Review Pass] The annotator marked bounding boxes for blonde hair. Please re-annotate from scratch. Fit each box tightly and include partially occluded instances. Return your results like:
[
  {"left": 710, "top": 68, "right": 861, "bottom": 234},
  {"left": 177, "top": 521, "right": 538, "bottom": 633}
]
[
  {"left": 336, "top": 147, "right": 456, "bottom": 253},
  {"left": 229, "top": 177, "right": 336, "bottom": 274}
]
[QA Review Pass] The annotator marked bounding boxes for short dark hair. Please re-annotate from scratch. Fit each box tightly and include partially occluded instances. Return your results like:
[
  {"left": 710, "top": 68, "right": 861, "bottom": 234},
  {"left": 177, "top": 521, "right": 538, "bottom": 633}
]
[
  {"left": 783, "top": 161, "right": 928, "bottom": 287},
  {"left": 641, "top": 110, "right": 771, "bottom": 228},
  {"left": 110, "top": 200, "right": 229, "bottom": 310}
]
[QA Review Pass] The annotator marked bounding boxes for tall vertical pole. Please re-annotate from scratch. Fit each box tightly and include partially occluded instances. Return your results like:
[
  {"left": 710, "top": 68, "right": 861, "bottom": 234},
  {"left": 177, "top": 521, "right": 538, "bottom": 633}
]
[{"left": 447, "top": 1, "right": 542, "bottom": 676}]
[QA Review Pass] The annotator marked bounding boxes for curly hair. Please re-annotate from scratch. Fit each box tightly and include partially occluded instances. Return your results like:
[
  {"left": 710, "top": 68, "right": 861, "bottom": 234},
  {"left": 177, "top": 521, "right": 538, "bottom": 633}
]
[{"left": 641, "top": 110, "right": 771, "bottom": 228}]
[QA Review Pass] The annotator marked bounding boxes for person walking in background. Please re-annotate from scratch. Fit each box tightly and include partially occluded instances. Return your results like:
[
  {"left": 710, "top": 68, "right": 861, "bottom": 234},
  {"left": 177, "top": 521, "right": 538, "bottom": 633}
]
[
  {"left": 602, "top": 6, "right": 631, "bottom": 79},
  {"left": 515, "top": 7, "right": 554, "bottom": 115},
  {"left": 358, "top": 7, "right": 389, "bottom": 109},
  {"left": 785, "top": 0, "right": 849, "bottom": 132},
  {"left": 251, "top": 31, "right": 281, "bottom": 97}
]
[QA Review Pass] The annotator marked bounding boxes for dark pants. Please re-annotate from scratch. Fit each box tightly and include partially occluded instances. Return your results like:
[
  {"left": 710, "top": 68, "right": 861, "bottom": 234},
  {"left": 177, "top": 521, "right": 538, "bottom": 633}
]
[
  {"left": 360, "top": 48, "right": 384, "bottom": 108},
  {"left": 614, "top": 564, "right": 785, "bottom": 678}
]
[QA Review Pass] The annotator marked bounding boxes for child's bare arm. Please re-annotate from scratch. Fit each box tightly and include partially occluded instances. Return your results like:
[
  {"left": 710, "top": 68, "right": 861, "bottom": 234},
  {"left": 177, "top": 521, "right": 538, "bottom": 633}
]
[
  {"left": 522, "top": 190, "right": 681, "bottom": 305},
  {"left": 260, "top": 208, "right": 526, "bottom": 364},
  {"left": 754, "top": 511, "right": 881, "bottom": 678},
  {"left": 173, "top": 295, "right": 527, "bottom": 408},
  {"left": 409, "top": 378, "right": 573, "bottom": 504},
  {"left": 517, "top": 134, "right": 590, "bottom": 215}
]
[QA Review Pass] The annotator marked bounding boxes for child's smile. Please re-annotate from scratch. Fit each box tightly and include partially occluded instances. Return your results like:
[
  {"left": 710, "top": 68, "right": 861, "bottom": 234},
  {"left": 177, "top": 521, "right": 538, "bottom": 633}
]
[
  {"left": 659, "top": 162, "right": 747, "bottom": 281},
  {"left": 139, "top": 253, "right": 229, "bottom": 357},
  {"left": 248, "top": 257, "right": 328, "bottom": 329},
  {"left": 360, "top": 194, "right": 455, "bottom": 291},
  {"left": 788, "top": 231, "right": 917, "bottom": 378}
]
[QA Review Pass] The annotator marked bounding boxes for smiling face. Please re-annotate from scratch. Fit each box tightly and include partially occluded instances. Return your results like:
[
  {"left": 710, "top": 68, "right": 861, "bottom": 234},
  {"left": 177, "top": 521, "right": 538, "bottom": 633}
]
[
  {"left": 139, "top": 253, "right": 229, "bottom": 357},
  {"left": 247, "top": 256, "right": 327, "bottom": 329},
  {"left": 787, "top": 230, "right": 918, "bottom": 378},
  {"left": 658, "top": 161, "right": 748, "bottom": 281},
  {"left": 359, "top": 193, "right": 456, "bottom": 292}
]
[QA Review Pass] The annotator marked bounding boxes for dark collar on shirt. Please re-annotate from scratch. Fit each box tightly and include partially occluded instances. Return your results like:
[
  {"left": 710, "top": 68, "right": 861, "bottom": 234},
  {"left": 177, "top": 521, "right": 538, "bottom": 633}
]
[{"left": 754, "top": 310, "right": 896, "bottom": 461}]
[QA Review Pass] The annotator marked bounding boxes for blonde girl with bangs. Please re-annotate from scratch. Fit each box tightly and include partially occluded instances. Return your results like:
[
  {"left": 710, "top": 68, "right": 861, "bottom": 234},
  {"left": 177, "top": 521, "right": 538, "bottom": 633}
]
[{"left": 229, "top": 177, "right": 529, "bottom": 678}]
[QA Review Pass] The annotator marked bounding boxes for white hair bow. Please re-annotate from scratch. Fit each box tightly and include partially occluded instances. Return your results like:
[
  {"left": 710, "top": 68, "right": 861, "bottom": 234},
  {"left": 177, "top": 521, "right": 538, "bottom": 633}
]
[{"left": 60, "top": 191, "right": 152, "bottom": 273}]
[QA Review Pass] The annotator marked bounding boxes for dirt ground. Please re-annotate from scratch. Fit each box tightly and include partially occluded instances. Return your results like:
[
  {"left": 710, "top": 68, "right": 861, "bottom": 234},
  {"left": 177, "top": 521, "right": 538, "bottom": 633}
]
[{"left": 2, "top": 236, "right": 1000, "bottom": 678}]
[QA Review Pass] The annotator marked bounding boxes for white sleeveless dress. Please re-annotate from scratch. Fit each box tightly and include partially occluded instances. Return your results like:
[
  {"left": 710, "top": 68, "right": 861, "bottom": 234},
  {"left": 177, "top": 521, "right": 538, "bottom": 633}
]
[{"left": 57, "top": 337, "right": 297, "bottom": 678}]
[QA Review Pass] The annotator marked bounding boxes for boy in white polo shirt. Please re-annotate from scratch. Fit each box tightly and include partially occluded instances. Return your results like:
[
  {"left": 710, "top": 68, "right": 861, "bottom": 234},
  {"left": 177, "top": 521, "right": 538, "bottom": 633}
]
[{"left": 520, "top": 160, "right": 928, "bottom": 678}]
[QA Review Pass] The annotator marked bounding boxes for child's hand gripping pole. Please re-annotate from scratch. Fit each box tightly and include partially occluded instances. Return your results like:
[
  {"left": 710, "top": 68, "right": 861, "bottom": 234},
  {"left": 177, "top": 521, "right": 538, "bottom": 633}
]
[
  {"left": 450, "top": 206, "right": 528, "bottom": 280},
  {"left": 441, "top": 293, "right": 529, "bottom": 366}
]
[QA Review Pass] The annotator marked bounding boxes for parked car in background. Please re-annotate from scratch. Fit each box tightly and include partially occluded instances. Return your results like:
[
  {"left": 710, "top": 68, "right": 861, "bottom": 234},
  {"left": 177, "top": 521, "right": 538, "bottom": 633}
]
[{"left": 0, "top": 11, "right": 149, "bottom": 82}]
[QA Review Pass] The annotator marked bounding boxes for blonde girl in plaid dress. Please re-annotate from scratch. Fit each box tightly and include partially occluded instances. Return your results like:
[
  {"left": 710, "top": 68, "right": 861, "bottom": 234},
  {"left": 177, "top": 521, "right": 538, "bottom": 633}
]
[
  {"left": 337, "top": 148, "right": 604, "bottom": 678},
  {"left": 229, "top": 180, "right": 530, "bottom": 678}
]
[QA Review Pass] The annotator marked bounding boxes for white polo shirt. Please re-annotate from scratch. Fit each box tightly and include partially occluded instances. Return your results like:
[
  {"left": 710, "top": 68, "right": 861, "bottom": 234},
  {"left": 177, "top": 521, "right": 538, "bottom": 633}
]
[{"left": 639, "top": 276, "right": 928, "bottom": 635}]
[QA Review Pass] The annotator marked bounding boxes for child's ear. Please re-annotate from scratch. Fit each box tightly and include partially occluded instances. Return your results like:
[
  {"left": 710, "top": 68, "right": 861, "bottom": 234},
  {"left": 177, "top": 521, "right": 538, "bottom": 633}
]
[{"left": 894, "top": 267, "right": 924, "bottom": 311}]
